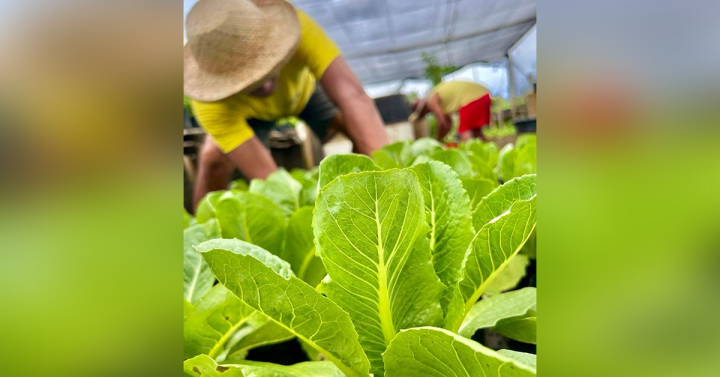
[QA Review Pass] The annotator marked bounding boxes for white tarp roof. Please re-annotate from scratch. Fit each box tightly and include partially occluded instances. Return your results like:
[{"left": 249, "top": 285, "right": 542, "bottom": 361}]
[
  {"left": 184, "top": 0, "right": 536, "bottom": 85},
  {"left": 295, "top": 0, "right": 536, "bottom": 84},
  {"left": 508, "top": 24, "right": 536, "bottom": 95},
  {"left": 365, "top": 60, "right": 512, "bottom": 99}
]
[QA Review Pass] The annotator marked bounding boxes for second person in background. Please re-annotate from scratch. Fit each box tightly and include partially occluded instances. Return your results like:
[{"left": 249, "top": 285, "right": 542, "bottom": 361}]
[
  {"left": 411, "top": 80, "right": 493, "bottom": 142},
  {"left": 184, "top": 0, "right": 388, "bottom": 209}
]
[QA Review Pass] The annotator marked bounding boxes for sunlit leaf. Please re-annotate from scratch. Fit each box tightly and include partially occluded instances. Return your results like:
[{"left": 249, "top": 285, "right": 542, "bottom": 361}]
[{"left": 314, "top": 170, "right": 445, "bottom": 376}]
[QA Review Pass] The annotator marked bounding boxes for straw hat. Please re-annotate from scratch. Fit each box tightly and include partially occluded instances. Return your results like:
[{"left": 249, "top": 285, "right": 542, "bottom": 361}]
[{"left": 184, "top": 0, "right": 300, "bottom": 102}]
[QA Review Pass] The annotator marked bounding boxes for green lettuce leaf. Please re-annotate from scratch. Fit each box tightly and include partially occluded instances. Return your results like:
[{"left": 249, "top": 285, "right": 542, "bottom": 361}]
[
  {"left": 183, "top": 284, "right": 255, "bottom": 359},
  {"left": 184, "top": 219, "right": 222, "bottom": 304},
  {"left": 462, "top": 178, "right": 498, "bottom": 217},
  {"left": 317, "top": 153, "right": 380, "bottom": 189},
  {"left": 515, "top": 134, "right": 536, "bottom": 151},
  {"left": 184, "top": 299, "right": 193, "bottom": 321},
  {"left": 410, "top": 161, "right": 474, "bottom": 287},
  {"left": 497, "top": 138, "right": 536, "bottom": 182},
  {"left": 458, "top": 176, "right": 537, "bottom": 314},
  {"left": 462, "top": 139, "right": 499, "bottom": 168},
  {"left": 184, "top": 354, "right": 346, "bottom": 377},
  {"left": 459, "top": 287, "right": 536, "bottom": 338},
  {"left": 229, "top": 179, "right": 249, "bottom": 191},
  {"left": 466, "top": 152, "right": 499, "bottom": 182},
  {"left": 484, "top": 254, "right": 530, "bottom": 295},
  {"left": 408, "top": 154, "right": 431, "bottom": 166},
  {"left": 441, "top": 285, "right": 467, "bottom": 331},
  {"left": 498, "top": 350, "right": 536, "bottom": 369},
  {"left": 290, "top": 169, "right": 319, "bottom": 206},
  {"left": 497, "top": 144, "right": 517, "bottom": 182},
  {"left": 470, "top": 174, "right": 537, "bottom": 236},
  {"left": 430, "top": 149, "right": 474, "bottom": 178},
  {"left": 513, "top": 141, "right": 537, "bottom": 178},
  {"left": 197, "top": 239, "right": 370, "bottom": 377},
  {"left": 494, "top": 309, "right": 537, "bottom": 344},
  {"left": 383, "top": 327, "right": 536, "bottom": 376},
  {"left": 221, "top": 312, "right": 294, "bottom": 363},
  {"left": 371, "top": 141, "right": 408, "bottom": 169},
  {"left": 196, "top": 191, "right": 224, "bottom": 224},
  {"left": 401, "top": 138, "right": 444, "bottom": 166},
  {"left": 314, "top": 170, "right": 445, "bottom": 377},
  {"left": 184, "top": 208, "right": 194, "bottom": 229},
  {"left": 282, "top": 206, "right": 326, "bottom": 287},
  {"left": 459, "top": 195, "right": 537, "bottom": 315},
  {"left": 199, "top": 191, "right": 286, "bottom": 256},
  {"left": 249, "top": 169, "right": 303, "bottom": 219}
]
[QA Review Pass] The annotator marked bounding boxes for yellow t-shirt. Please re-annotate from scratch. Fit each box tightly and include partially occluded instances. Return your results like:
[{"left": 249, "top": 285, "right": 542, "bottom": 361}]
[
  {"left": 191, "top": 10, "right": 341, "bottom": 152},
  {"left": 428, "top": 81, "right": 490, "bottom": 114}
]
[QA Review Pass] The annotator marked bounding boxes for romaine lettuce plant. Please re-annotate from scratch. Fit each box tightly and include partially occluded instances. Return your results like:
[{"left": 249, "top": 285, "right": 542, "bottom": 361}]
[{"left": 184, "top": 136, "right": 538, "bottom": 376}]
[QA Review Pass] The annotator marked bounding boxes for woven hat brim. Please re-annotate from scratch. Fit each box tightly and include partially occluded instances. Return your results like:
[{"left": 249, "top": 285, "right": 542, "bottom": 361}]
[{"left": 184, "top": 1, "right": 300, "bottom": 102}]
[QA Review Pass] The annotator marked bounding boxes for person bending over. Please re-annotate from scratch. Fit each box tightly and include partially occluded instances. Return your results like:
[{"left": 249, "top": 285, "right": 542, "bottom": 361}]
[
  {"left": 411, "top": 80, "right": 492, "bottom": 142},
  {"left": 184, "top": 0, "right": 388, "bottom": 209}
]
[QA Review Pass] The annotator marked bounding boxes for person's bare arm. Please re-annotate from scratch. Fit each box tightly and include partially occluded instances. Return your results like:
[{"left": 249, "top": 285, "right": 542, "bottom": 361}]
[
  {"left": 319, "top": 56, "right": 388, "bottom": 154},
  {"left": 426, "top": 93, "right": 452, "bottom": 140},
  {"left": 225, "top": 136, "right": 277, "bottom": 180}
]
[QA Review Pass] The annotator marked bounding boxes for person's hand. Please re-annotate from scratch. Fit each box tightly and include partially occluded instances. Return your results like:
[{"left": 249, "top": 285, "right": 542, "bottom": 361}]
[{"left": 437, "top": 115, "right": 452, "bottom": 141}]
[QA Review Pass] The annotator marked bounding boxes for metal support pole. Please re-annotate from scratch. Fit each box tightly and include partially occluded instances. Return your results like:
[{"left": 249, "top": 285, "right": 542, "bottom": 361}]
[{"left": 507, "top": 55, "right": 517, "bottom": 105}]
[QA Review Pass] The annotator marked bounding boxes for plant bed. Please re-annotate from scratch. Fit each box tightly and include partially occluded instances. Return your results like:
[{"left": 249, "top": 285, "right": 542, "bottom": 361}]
[{"left": 184, "top": 137, "right": 538, "bottom": 376}]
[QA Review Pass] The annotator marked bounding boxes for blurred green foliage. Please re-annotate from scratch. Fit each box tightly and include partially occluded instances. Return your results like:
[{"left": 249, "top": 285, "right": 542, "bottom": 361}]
[{"left": 422, "top": 52, "right": 459, "bottom": 86}]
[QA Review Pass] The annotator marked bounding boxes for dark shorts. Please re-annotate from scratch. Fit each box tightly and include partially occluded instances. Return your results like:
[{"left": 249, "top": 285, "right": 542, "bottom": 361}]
[{"left": 247, "top": 85, "right": 338, "bottom": 147}]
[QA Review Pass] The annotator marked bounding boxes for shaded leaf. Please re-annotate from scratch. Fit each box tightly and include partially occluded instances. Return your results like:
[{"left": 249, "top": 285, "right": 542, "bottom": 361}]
[
  {"left": 199, "top": 191, "right": 286, "bottom": 256},
  {"left": 497, "top": 144, "right": 517, "bottom": 182},
  {"left": 494, "top": 310, "right": 537, "bottom": 344},
  {"left": 290, "top": 169, "right": 319, "bottom": 207},
  {"left": 229, "top": 179, "right": 249, "bottom": 191},
  {"left": 513, "top": 141, "right": 537, "bottom": 178},
  {"left": 222, "top": 312, "right": 294, "bottom": 362},
  {"left": 515, "top": 134, "right": 536, "bottom": 151},
  {"left": 462, "top": 178, "right": 498, "bottom": 218},
  {"left": 498, "top": 350, "right": 536, "bottom": 370},
  {"left": 459, "top": 287, "right": 536, "bottom": 339},
  {"left": 184, "top": 354, "right": 346, "bottom": 377},
  {"left": 484, "top": 254, "right": 530, "bottom": 295},
  {"left": 410, "top": 161, "right": 474, "bottom": 287},
  {"left": 249, "top": 169, "right": 303, "bottom": 219},
  {"left": 401, "top": 138, "right": 444, "bottom": 166},
  {"left": 441, "top": 285, "right": 466, "bottom": 331},
  {"left": 198, "top": 239, "right": 370, "bottom": 377},
  {"left": 462, "top": 139, "right": 499, "bottom": 168},
  {"left": 196, "top": 191, "right": 224, "bottom": 224},
  {"left": 184, "top": 284, "right": 255, "bottom": 359},
  {"left": 430, "top": 149, "right": 474, "bottom": 178},
  {"left": 184, "top": 208, "right": 194, "bottom": 229},
  {"left": 466, "top": 153, "right": 499, "bottom": 182},
  {"left": 371, "top": 141, "right": 408, "bottom": 169},
  {"left": 383, "top": 327, "right": 536, "bottom": 377},
  {"left": 184, "top": 220, "right": 222, "bottom": 304},
  {"left": 184, "top": 299, "right": 193, "bottom": 322},
  {"left": 520, "top": 229, "right": 537, "bottom": 259},
  {"left": 282, "top": 206, "right": 326, "bottom": 287}
]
